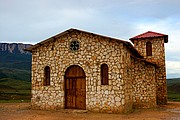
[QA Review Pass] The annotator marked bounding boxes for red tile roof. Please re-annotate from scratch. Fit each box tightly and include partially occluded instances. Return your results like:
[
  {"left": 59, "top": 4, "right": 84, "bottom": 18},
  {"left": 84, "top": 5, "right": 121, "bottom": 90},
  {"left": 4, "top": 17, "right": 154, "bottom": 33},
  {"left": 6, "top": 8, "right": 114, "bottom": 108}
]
[{"left": 130, "top": 31, "right": 168, "bottom": 43}]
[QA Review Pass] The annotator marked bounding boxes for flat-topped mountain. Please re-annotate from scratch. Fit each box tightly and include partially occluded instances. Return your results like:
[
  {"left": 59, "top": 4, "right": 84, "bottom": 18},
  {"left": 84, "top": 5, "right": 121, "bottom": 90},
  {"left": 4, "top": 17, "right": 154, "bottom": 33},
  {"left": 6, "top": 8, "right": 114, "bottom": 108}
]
[
  {"left": 0, "top": 43, "right": 32, "bottom": 54},
  {"left": 0, "top": 43, "right": 32, "bottom": 81}
]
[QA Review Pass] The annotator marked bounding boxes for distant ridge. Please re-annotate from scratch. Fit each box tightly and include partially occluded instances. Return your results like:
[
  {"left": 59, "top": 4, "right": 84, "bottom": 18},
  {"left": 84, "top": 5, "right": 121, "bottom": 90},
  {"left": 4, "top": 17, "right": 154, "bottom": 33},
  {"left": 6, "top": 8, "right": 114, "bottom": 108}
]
[
  {"left": 0, "top": 43, "right": 32, "bottom": 54},
  {"left": 167, "top": 78, "right": 180, "bottom": 80},
  {"left": 0, "top": 43, "right": 32, "bottom": 101},
  {"left": 0, "top": 43, "right": 32, "bottom": 79}
]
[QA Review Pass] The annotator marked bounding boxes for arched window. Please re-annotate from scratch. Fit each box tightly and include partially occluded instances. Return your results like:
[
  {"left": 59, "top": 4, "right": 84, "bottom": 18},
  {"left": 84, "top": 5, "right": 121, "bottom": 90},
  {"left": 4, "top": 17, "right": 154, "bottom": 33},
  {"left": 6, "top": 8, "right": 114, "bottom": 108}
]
[
  {"left": 101, "top": 64, "right": 108, "bottom": 85},
  {"left": 44, "top": 66, "right": 50, "bottom": 86},
  {"left": 146, "top": 42, "right": 152, "bottom": 56}
]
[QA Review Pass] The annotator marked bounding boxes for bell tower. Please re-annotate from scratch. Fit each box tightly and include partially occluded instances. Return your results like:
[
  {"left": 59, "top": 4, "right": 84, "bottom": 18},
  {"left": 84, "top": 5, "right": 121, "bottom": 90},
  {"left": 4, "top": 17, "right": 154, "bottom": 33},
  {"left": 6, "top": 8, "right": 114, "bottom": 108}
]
[{"left": 130, "top": 31, "right": 168, "bottom": 105}]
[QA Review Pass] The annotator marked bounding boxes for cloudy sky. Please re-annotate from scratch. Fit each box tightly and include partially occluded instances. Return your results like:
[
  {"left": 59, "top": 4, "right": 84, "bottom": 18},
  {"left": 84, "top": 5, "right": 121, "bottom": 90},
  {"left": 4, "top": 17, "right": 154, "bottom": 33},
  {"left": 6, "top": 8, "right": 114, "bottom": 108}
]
[{"left": 0, "top": 0, "right": 179, "bottom": 78}]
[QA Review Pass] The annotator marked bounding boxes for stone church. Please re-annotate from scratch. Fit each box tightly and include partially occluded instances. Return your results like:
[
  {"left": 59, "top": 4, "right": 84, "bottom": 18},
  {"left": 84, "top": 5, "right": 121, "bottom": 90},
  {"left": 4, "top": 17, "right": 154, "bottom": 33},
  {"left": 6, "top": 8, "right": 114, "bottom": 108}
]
[{"left": 26, "top": 28, "right": 168, "bottom": 113}]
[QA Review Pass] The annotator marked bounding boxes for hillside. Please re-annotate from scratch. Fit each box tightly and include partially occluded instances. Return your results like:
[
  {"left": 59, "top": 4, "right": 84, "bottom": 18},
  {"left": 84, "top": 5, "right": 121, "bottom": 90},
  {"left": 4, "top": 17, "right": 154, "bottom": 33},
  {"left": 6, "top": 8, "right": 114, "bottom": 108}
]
[
  {"left": 0, "top": 78, "right": 31, "bottom": 101},
  {"left": 0, "top": 68, "right": 31, "bottom": 81},
  {"left": 0, "top": 43, "right": 32, "bottom": 102},
  {"left": 0, "top": 43, "right": 32, "bottom": 71},
  {"left": 0, "top": 43, "right": 32, "bottom": 80},
  {"left": 167, "top": 78, "right": 180, "bottom": 101}
]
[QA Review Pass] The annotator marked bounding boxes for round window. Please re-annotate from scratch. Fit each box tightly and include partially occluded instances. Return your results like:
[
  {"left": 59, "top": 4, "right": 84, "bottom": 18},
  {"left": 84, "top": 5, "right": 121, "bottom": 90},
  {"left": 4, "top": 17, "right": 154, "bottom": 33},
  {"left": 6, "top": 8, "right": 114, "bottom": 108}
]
[{"left": 70, "top": 40, "right": 80, "bottom": 51}]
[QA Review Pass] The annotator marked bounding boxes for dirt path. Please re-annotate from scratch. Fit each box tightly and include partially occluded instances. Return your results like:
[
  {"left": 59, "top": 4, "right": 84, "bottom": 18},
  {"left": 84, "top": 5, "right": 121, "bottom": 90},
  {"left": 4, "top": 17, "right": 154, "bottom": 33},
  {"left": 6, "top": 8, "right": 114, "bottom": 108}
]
[{"left": 0, "top": 102, "right": 180, "bottom": 120}]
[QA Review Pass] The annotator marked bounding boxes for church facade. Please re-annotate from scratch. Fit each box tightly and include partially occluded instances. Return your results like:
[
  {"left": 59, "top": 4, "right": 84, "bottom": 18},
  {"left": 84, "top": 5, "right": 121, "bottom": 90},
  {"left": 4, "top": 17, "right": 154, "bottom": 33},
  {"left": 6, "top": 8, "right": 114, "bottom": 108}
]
[{"left": 26, "top": 28, "right": 168, "bottom": 113}]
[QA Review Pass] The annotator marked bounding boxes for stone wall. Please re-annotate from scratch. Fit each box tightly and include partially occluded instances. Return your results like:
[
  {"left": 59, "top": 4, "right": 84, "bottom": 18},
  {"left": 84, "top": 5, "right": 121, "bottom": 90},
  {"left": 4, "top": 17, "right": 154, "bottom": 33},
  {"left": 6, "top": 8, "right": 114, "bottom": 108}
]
[
  {"left": 133, "top": 37, "right": 167, "bottom": 105},
  {"left": 31, "top": 30, "right": 133, "bottom": 113},
  {"left": 122, "top": 46, "right": 133, "bottom": 112},
  {"left": 133, "top": 37, "right": 165, "bottom": 65},
  {"left": 131, "top": 57, "right": 156, "bottom": 108}
]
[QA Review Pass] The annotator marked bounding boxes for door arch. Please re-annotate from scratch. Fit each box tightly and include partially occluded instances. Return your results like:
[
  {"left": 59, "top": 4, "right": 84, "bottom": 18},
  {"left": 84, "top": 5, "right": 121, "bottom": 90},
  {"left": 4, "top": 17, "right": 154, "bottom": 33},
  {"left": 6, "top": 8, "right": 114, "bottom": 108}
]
[{"left": 64, "top": 65, "right": 86, "bottom": 109}]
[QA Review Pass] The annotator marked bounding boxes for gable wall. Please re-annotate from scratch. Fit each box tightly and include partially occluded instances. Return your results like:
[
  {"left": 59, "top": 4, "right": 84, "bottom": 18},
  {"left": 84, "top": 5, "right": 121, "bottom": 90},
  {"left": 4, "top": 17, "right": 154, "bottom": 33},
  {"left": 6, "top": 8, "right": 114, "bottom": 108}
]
[{"left": 31, "top": 30, "right": 133, "bottom": 113}]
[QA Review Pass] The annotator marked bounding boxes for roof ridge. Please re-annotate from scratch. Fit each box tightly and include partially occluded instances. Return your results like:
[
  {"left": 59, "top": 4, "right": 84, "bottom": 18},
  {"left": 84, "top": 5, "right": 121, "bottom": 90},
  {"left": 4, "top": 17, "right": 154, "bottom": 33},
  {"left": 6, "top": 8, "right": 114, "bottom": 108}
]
[
  {"left": 25, "top": 28, "right": 130, "bottom": 51},
  {"left": 129, "top": 31, "right": 168, "bottom": 43},
  {"left": 130, "top": 31, "right": 167, "bottom": 40}
]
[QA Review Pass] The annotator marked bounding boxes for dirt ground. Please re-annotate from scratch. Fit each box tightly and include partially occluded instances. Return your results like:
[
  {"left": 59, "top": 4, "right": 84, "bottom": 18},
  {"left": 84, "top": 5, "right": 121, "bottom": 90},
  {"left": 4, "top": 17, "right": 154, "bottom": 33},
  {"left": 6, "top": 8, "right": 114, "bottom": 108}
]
[{"left": 0, "top": 102, "right": 180, "bottom": 120}]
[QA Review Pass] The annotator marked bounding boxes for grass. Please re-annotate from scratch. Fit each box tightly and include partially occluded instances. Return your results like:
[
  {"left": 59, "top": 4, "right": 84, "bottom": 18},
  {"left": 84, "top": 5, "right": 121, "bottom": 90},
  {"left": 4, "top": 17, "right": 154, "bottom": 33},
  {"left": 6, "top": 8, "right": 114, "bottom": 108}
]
[
  {"left": 0, "top": 68, "right": 31, "bottom": 82},
  {"left": 0, "top": 50, "right": 31, "bottom": 103},
  {"left": 0, "top": 78, "right": 31, "bottom": 103},
  {"left": 0, "top": 100, "right": 30, "bottom": 103},
  {"left": 167, "top": 92, "right": 180, "bottom": 101},
  {"left": 167, "top": 78, "right": 180, "bottom": 102}
]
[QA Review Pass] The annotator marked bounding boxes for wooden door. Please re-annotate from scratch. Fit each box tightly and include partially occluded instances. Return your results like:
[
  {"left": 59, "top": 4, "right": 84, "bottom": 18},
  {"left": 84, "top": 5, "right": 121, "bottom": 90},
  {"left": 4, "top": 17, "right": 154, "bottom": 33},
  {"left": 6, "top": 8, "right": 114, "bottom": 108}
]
[{"left": 65, "top": 65, "right": 86, "bottom": 109}]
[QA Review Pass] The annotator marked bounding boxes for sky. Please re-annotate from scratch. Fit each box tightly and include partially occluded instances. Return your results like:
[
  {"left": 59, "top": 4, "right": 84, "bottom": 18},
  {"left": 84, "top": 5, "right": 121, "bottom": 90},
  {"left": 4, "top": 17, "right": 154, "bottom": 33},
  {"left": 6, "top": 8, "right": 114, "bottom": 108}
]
[{"left": 0, "top": 0, "right": 180, "bottom": 78}]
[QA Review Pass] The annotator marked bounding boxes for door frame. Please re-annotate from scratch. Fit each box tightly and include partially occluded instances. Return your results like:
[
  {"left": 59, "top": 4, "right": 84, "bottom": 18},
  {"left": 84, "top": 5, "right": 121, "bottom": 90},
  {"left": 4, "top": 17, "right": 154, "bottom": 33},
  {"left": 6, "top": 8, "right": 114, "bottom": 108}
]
[{"left": 64, "top": 65, "right": 86, "bottom": 109}]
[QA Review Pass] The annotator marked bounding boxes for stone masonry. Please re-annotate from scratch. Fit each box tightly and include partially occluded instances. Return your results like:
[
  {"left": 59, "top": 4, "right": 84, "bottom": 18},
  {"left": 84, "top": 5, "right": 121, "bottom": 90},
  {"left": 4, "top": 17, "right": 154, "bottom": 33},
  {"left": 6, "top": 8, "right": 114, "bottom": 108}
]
[
  {"left": 131, "top": 35, "right": 168, "bottom": 105},
  {"left": 131, "top": 57, "right": 156, "bottom": 108},
  {"left": 26, "top": 29, "right": 168, "bottom": 113}
]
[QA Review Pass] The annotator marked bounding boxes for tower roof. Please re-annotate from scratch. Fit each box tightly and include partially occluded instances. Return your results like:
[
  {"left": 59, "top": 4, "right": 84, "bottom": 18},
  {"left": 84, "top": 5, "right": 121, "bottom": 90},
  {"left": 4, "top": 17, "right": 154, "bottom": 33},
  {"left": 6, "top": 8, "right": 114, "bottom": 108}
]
[{"left": 129, "top": 31, "right": 168, "bottom": 43}]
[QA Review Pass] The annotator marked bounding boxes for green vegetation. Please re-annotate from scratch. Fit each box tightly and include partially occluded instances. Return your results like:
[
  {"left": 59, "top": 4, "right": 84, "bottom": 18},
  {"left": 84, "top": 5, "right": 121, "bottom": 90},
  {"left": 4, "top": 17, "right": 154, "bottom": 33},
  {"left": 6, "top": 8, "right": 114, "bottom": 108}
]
[
  {"left": 167, "top": 78, "right": 180, "bottom": 101},
  {"left": 0, "top": 53, "right": 31, "bottom": 70},
  {"left": 0, "top": 78, "right": 31, "bottom": 102},
  {"left": 0, "top": 68, "right": 31, "bottom": 81},
  {"left": 0, "top": 43, "right": 32, "bottom": 102}
]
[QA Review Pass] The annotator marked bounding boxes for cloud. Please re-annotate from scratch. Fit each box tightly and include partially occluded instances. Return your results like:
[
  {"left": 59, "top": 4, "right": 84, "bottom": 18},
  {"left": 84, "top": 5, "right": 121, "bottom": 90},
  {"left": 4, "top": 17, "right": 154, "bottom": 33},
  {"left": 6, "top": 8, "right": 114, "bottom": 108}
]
[
  {"left": 0, "top": 0, "right": 180, "bottom": 42},
  {"left": 134, "top": 18, "right": 180, "bottom": 56},
  {"left": 0, "top": 0, "right": 180, "bottom": 78},
  {"left": 166, "top": 61, "right": 180, "bottom": 78},
  {"left": 133, "top": 18, "right": 180, "bottom": 78}
]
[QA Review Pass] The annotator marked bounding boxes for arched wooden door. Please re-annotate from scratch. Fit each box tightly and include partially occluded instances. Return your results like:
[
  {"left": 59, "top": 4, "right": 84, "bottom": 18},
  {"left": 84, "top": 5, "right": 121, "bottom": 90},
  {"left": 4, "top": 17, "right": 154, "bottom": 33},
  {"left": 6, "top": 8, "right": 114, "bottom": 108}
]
[{"left": 64, "top": 65, "right": 86, "bottom": 109}]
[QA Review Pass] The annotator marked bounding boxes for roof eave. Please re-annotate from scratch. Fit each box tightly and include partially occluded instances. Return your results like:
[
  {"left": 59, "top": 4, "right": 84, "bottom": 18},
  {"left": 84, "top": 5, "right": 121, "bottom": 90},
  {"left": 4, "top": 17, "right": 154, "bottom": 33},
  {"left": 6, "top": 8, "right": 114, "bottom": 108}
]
[
  {"left": 124, "top": 42, "right": 144, "bottom": 59},
  {"left": 24, "top": 29, "right": 75, "bottom": 52},
  {"left": 25, "top": 28, "right": 130, "bottom": 52},
  {"left": 131, "top": 55, "right": 157, "bottom": 66},
  {"left": 129, "top": 35, "right": 168, "bottom": 43},
  {"left": 164, "top": 35, "right": 168, "bottom": 43}
]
